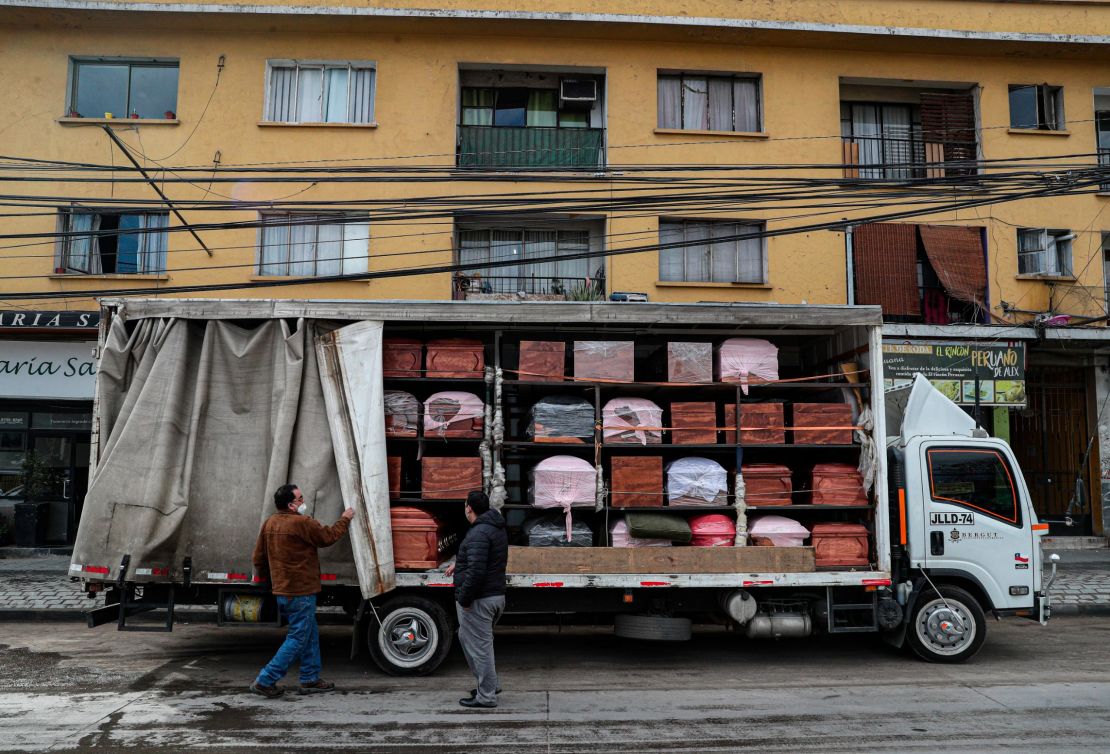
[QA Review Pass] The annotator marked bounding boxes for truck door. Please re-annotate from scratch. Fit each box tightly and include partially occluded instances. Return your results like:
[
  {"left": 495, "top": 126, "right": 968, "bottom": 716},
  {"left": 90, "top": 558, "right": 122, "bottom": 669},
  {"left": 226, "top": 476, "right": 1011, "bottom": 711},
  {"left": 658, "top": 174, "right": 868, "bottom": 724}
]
[
  {"left": 919, "top": 442, "right": 1035, "bottom": 610},
  {"left": 316, "top": 321, "right": 396, "bottom": 599}
]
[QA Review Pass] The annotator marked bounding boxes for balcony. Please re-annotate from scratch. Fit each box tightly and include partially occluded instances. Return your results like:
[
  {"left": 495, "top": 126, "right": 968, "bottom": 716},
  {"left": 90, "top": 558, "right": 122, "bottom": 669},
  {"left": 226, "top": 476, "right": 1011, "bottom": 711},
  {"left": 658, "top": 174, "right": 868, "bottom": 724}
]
[
  {"left": 454, "top": 274, "right": 605, "bottom": 301},
  {"left": 1100, "top": 148, "right": 1110, "bottom": 192},
  {"left": 841, "top": 134, "right": 977, "bottom": 181},
  {"left": 457, "top": 126, "right": 605, "bottom": 169}
]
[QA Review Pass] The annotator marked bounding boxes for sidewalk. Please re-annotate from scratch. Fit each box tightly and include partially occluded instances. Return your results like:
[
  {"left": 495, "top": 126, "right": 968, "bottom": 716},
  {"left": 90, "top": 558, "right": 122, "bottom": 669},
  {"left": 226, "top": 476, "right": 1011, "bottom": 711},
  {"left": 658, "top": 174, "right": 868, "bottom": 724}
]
[{"left": 1, "top": 548, "right": 1108, "bottom": 620}]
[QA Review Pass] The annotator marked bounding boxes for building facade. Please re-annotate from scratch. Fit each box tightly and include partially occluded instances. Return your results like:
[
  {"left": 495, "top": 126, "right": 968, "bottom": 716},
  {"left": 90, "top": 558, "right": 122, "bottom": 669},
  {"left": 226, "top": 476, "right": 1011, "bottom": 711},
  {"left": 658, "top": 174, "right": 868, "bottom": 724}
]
[{"left": 1, "top": 0, "right": 1109, "bottom": 539}]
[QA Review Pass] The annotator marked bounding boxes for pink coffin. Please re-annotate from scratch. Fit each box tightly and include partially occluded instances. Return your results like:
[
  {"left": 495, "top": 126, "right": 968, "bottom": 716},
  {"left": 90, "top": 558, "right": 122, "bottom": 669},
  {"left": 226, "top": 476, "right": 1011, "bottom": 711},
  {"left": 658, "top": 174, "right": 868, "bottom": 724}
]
[
  {"left": 422, "top": 391, "right": 484, "bottom": 438},
  {"left": 602, "top": 398, "right": 664, "bottom": 445},
  {"left": 532, "top": 455, "right": 597, "bottom": 511},
  {"left": 748, "top": 515, "right": 810, "bottom": 547},
  {"left": 610, "top": 519, "right": 671, "bottom": 548},
  {"left": 716, "top": 338, "right": 779, "bottom": 395}
]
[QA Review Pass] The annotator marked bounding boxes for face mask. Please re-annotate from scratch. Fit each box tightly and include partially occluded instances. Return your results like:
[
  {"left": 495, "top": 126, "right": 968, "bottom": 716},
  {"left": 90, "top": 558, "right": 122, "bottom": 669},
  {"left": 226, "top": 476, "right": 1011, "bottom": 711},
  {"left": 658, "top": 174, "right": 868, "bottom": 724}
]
[{"left": 296, "top": 503, "right": 308, "bottom": 515}]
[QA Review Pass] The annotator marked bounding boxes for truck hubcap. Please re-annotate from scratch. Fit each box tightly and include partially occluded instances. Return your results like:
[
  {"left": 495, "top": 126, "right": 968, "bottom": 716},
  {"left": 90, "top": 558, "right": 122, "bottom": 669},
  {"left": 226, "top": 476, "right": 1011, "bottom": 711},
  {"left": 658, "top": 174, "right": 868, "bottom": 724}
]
[
  {"left": 379, "top": 609, "right": 437, "bottom": 666},
  {"left": 916, "top": 598, "right": 975, "bottom": 656}
]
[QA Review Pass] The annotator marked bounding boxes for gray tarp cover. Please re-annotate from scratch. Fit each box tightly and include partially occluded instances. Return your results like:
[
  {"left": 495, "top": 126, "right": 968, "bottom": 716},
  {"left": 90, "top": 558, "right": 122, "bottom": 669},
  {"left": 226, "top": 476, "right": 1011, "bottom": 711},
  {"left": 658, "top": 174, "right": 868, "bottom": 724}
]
[{"left": 72, "top": 317, "right": 357, "bottom": 584}]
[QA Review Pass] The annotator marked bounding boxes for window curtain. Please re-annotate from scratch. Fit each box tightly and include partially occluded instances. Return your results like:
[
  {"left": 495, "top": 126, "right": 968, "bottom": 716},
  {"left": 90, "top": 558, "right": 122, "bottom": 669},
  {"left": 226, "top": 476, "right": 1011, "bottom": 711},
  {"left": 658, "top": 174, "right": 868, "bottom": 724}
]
[
  {"left": 351, "top": 69, "right": 375, "bottom": 124},
  {"left": 851, "top": 104, "right": 883, "bottom": 179},
  {"left": 708, "top": 78, "right": 733, "bottom": 132},
  {"left": 708, "top": 223, "right": 738, "bottom": 282},
  {"left": 461, "top": 89, "right": 493, "bottom": 126},
  {"left": 734, "top": 79, "right": 759, "bottom": 132},
  {"left": 139, "top": 214, "right": 168, "bottom": 274},
  {"left": 1017, "top": 230, "right": 1044, "bottom": 275},
  {"left": 526, "top": 91, "right": 557, "bottom": 128},
  {"left": 260, "top": 221, "right": 291, "bottom": 275},
  {"left": 458, "top": 230, "right": 491, "bottom": 289},
  {"left": 288, "top": 218, "right": 316, "bottom": 276},
  {"left": 524, "top": 230, "right": 556, "bottom": 292},
  {"left": 881, "top": 105, "right": 913, "bottom": 179},
  {"left": 555, "top": 230, "right": 590, "bottom": 282},
  {"left": 683, "top": 222, "right": 710, "bottom": 281},
  {"left": 269, "top": 67, "right": 296, "bottom": 122},
  {"left": 341, "top": 221, "right": 369, "bottom": 274},
  {"left": 658, "top": 222, "right": 686, "bottom": 281},
  {"left": 657, "top": 77, "right": 681, "bottom": 129},
  {"left": 295, "top": 68, "right": 324, "bottom": 123},
  {"left": 315, "top": 221, "right": 343, "bottom": 275},
  {"left": 736, "top": 224, "right": 764, "bottom": 283},
  {"left": 489, "top": 230, "right": 520, "bottom": 293},
  {"left": 65, "top": 213, "right": 99, "bottom": 273},
  {"left": 323, "top": 68, "right": 349, "bottom": 123},
  {"left": 682, "top": 77, "right": 709, "bottom": 131}
]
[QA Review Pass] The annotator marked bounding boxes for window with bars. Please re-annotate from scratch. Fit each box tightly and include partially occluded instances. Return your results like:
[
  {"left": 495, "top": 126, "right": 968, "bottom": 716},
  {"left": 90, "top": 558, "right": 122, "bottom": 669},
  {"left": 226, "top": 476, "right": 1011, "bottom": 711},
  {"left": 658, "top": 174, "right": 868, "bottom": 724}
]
[
  {"left": 1009, "top": 84, "right": 1064, "bottom": 131},
  {"left": 258, "top": 214, "right": 370, "bottom": 276},
  {"left": 658, "top": 220, "right": 766, "bottom": 284},
  {"left": 456, "top": 227, "right": 602, "bottom": 295},
  {"left": 265, "top": 61, "right": 375, "bottom": 124},
  {"left": 57, "top": 210, "right": 168, "bottom": 274},
  {"left": 656, "top": 73, "right": 761, "bottom": 132},
  {"left": 840, "top": 102, "right": 924, "bottom": 180},
  {"left": 1017, "top": 228, "right": 1073, "bottom": 277},
  {"left": 68, "top": 59, "right": 178, "bottom": 119}
]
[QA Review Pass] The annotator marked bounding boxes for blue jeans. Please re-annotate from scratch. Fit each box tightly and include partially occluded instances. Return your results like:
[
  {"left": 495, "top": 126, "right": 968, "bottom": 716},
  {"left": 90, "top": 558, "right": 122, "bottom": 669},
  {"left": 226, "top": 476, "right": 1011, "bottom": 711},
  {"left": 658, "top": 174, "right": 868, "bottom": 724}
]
[{"left": 256, "top": 594, "right": 321, "bottom": 687}]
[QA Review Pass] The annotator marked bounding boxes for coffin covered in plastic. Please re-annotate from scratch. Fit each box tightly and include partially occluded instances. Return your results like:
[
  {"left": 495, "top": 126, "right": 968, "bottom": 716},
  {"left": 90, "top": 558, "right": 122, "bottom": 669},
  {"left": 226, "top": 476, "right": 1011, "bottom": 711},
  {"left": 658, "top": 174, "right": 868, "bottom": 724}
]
[
  {"left": 423, "top": 391, "right": 484, "bottom": 438},
  {"left": 749, "top": 515, "right": 810, "bottom": 547},
  {"left": 609, "top": 519, "right": 671, "bottom": 548},
  {"left": 603, "top": 398, "right": 663, "bottom": 445},
  {"left": 689, "top": 513, "right": 737, "bottom": 547},
  {"left": 527, "top": 395, "right": 594, "bottom": 442},
  {"left": 716, "top": 338, "right": 779, "bottom": 394},
  {"left": 384, "top": 390, "right": 420, "bottom": 437},
  {"left": 531, "top": 455, "right": 598, "bottom": 510},
  {"left": 666, "top": 456, "right": 729, "bottom": 507},
  {"left": 523, "top": 514, "right": 593, "bottom": 547}
]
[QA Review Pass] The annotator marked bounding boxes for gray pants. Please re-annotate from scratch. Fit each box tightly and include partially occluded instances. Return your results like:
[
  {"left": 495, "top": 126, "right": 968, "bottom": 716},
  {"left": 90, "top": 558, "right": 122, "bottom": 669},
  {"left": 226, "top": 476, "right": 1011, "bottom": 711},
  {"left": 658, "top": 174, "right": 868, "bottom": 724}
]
[{"left": 456, "top": 595, "right": 505, "bottom": 704}]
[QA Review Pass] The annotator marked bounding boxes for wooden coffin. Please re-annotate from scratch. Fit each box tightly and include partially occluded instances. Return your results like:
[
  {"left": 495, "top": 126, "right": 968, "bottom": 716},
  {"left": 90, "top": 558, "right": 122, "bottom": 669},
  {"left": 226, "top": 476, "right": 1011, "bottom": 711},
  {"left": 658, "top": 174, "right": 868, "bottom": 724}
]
[
  {"left": 742, "top": 463, "right": 793, "bottom": 507},
  {"left": 390, "top": 507, "right": 458, "bottom": 569},
  {"left": 421, "top": 457, "right": 483, "bottom": 500},
  {"left": 723, "top": 402, "right": 785, "bottom": 445},
  {"left": 518, "top": 341, "right": 565, "bottom": 382},
  {"left": 667, "top": 342, "right": 713, "bottom": 384},
  {"left": 382, "top": 338, "right": 422, "bottom": 378},
  {"left": 425, "top": 338, "right": 485, "bottom": 378},
  {"left": 810, "top": 463, "right": 869, "bottom": 506},
  {"left": 810, "top": 522, "right": 869, "bottom": 567},
  {"left": 574, "top": 341, "right": 634, "bottom": 382},
  {"left": 792, "top": 403, "right": 854, "bottom": 445},
  {"left": 387, "top": 456, "right": 402, "bottom": 501},
  {"left": 610, "top": 456, "right": 664, "bottom": 508},
  {"left": 670, "top": 402, "right": 718, "bottom": 444}
]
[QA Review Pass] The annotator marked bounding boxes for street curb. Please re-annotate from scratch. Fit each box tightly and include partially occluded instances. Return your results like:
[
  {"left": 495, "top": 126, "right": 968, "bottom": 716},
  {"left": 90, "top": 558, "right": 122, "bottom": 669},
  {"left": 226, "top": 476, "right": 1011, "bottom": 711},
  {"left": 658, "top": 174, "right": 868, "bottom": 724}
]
[
  {"left": 1050, "top": 604, "right": 1110, "bottom": 617},
  {"left": 0, "top": 609, "right": 354, "bottom": 624}
]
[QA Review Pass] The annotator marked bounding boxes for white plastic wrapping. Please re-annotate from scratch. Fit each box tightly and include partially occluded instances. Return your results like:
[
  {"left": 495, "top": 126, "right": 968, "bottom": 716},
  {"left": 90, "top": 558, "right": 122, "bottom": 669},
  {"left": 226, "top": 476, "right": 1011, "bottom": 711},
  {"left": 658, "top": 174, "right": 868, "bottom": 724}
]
[
  {"left": 573, "top": 340, "right": 635, "bottom": 382},
  {"left": 383, "top": 390, "right": 420, "bottom": 435},
  {"left": 668, "top": 342, "right": 713, "bottom": 383},
  {"left": 528, "top": 396, "right": 595, "bottom": 441},
  {"left": 749, "top": 515, "right": 810, "bottom": 547},
  {"left": 531, "top": 455, "right": 599, "bottom": 540},
  {"left": 524, "top": 514, "right": 593, "bottom": 547},
  {"left": 716, "top": 338, "right": 779, "bottom": 395},
  {"left": 423, "top": 391, "right": 484, "bottom": 438},
  {"left": 665, "top": 456, "right": 729, "bottom": 507},
  {"left": 602, "top": 398, "right": 663, "bottom": 445}
]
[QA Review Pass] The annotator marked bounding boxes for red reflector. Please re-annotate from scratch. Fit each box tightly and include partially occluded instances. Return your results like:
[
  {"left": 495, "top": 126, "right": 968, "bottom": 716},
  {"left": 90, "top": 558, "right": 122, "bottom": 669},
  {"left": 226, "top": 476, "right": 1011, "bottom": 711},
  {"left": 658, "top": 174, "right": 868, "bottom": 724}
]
[
  {"left": 227, "top": 573, "right": 249, "bottom": 581},
  {"left": 862, "top": 578, "right": 891, "bottom": 586},
  {"left": 86, "top": 566, "right": 110, "bottom": 575},
  {"left": 251, "top": 575, "right": 264, "bottom": 583},
  {"left": 639, "top": 581, "right": 670, "bottom": 587},
  {"left": 320, "top": 574, "right": 337, "bottom": 581},
  {"left": 533, "top": 582, "right": 564, "bottom": 588},
  {"left": 742, "top": 580, "right": 774, "bottom": 586},
  {"left": 151, "top": 567, "right": 169, "bottom": 576}
]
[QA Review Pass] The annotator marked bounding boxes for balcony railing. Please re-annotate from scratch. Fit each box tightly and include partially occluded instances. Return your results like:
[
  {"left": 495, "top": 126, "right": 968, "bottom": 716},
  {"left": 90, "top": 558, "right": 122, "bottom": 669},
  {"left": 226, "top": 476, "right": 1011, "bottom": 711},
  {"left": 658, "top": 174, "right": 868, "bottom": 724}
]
[
  {"left": 454, "top": 273, "right": 605, "bottom": 300},
  {"left": 457, "top": 126, "right": 605, "bottom": 169},
  {"left": 1100, "top": 148, "right": 1110, "bottom": 192},
  {"left": 842, "top": 136, "right": 977, "bottom": 180}
]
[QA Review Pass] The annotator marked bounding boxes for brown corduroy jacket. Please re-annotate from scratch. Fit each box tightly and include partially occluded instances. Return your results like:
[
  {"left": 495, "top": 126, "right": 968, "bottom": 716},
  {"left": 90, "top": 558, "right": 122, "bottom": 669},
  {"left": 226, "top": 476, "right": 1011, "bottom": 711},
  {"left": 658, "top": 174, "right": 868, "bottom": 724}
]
[{"left": 252, "top": 510, "right": 351, "bottom": 596}]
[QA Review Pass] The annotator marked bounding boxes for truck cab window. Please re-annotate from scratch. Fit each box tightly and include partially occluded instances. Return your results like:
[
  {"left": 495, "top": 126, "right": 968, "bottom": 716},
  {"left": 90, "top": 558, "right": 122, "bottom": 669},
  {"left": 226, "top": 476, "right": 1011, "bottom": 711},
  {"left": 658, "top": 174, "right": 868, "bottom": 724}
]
[{"left": 926, "top": 448, "right": 1020, "bottom": 526}]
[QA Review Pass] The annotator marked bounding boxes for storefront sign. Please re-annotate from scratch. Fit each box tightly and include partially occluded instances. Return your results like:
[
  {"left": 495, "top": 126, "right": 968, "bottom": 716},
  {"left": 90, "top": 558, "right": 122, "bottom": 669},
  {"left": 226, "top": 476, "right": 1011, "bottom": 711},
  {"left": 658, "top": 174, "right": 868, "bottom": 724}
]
[
  {"left": 0, "top": 311, "right": 99, "bottom": 330},
  {"left": 0, "top": 341, "right": 97, "bottom": 399},
  {"left": 883, "top": 340, "right": 1026, "bottom": 407}
]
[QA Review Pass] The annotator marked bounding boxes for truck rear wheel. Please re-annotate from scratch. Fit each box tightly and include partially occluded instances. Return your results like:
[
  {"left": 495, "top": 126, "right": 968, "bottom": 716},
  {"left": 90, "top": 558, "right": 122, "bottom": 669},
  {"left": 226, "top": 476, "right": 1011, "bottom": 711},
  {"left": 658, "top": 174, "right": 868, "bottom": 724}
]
[
  {"left": 367, "top": 596, "right": 453, "bottom": 676},
  {"left": 906, "top": 585, "right": 986, "bottom": 663}
]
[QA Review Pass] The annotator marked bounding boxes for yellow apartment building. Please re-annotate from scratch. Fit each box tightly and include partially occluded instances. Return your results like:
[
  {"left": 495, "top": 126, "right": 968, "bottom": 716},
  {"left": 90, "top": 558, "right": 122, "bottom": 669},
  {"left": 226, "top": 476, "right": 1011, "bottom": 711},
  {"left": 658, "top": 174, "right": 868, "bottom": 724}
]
[{"left": 0, "top": 0, "right": 1108, "bottom": 541}]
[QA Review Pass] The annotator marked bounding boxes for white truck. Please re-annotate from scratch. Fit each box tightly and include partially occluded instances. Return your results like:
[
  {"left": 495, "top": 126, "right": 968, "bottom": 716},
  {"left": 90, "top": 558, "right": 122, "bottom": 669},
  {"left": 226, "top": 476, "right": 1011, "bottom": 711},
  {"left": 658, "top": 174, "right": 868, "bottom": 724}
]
[{"left": 71, "top": 299, "right": 1055, "bottom": 671}]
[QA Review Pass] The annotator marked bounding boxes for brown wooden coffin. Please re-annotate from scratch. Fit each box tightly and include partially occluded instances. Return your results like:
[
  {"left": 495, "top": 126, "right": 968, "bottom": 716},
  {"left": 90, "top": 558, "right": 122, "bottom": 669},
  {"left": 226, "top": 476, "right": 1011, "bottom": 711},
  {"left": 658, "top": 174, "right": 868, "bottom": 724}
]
[
  {"left": 810, "top": 522, "right": 869, "bottom": 567},
  {"left": 518, "top": 341, "right": 565, "bottom": 382},
  {"left": 792, "top": 403, "right": 854, "bottom": 445},
  {"left": 425, "top": 338, "right": 485, "bottom": 378},
  {"left": 610, "top": 456, "right": 664, "bottom": 508},
  {"left": 742, "top": 463, "right": 793, "bottom": 507},
  {"left": 421, "top": 457, "right": 483, "bottom": 500},
  {"left": 573, "top": 341, "right": 634, "bottom": 382},
  {"left": 387, "top": 456, "right": 402, "bottom": 501},
  {"left": 723, "top": 402, "right": 785, "bottom": 445},
  {"left": 667, "top": 342, "right": 713, "bottom": 383},
  {"left": 810, "top": 463, "right": 869, "bottom": 506},
  {"left": 390, "top": 507, "right": 458, "bottom": 569},
  {"left": 670, "top": 402, "right": 718, "bottom": 444},
  {"left": 382, "top": 338, "right": 422, "bottom": 378}
]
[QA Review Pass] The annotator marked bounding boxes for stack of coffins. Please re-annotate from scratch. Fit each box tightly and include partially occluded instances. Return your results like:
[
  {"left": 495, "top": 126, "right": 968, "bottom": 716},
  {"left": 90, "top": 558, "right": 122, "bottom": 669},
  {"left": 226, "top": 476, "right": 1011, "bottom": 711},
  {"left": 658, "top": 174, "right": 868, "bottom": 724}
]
[
  {"left": 810, "top": 463, "right": 868, "bottom": 505},
  {"left": 423, "top": 391, "right": 484, "bottom": 439},
  {"left": 688, "top": 513, "right": 737, "bottom": 547},
  {"left": 602, "top": 398, "right": 663, "bottom": 445},
  {"left": 748, "top": 515, "right": 810, "bottom": 547},
  {"left": 716, "top": 338, "right": 779, "bottom": 394},
  {"left": 384, "top": 390, "right": 420, "bottom": 437},
  {"left": 666, "top": 457, "right": 729, "bottom": 507},
  {"left": 527, "top": 395, "right": 594, "bottom": 442}
]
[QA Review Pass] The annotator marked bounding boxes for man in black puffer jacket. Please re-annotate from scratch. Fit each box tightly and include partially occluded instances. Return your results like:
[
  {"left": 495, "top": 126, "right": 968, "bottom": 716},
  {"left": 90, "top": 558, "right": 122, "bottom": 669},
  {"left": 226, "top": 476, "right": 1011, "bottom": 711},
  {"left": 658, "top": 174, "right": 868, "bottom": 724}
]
[{"left": 445, "top": 490, "right": 508, "bottom": 709}]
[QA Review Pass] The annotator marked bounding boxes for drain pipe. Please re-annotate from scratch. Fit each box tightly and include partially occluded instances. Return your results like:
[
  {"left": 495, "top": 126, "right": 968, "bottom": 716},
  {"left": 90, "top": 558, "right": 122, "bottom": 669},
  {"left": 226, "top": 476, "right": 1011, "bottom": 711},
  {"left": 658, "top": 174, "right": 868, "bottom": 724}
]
[{"left": 844, "top": 224, "right": 855, "bottom": 306}]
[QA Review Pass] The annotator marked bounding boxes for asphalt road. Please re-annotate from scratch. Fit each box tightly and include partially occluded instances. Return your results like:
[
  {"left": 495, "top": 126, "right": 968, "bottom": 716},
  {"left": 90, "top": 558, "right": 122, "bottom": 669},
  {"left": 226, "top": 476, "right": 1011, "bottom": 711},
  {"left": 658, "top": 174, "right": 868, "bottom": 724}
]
[{"left": 0, "top": 617, "right": 1108, "bottom": 753}]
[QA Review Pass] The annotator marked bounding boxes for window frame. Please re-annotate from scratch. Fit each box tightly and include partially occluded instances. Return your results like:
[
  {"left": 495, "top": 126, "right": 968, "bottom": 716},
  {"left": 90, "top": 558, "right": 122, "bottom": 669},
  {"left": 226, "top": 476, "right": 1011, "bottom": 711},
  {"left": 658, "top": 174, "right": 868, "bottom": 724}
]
[
  {"left": 656, "top": 71, "right": 763, "bottom": 133},
  {"left": 67, "top": 57, "right": 179, "bottom": 119},
  {"left": 926, "top": 447, "right": 1022, "bottom": 527},
  {"left": 657, "top": 218, "right": 767, "bottom": 284},
  {"left": 55, "top": 208, "right": 169, "bottom": 275},
  {"left": 454, "top": 224, "right": 603, "bottom": 295},
  {"left": 1017, "top": 227, "right": 1073, "bottom": 277},
  {"left": 1008, "top": 84, "right": 1065, "bottom": 131},
  {"left": 263, "top": 59, "right": 377, "bottom": 124},
  {"left": 256, "top": 213, "right": 370, "bottom": 277},
  {"left": 459, "top": 86, "right": 595, "bottom": 129}
]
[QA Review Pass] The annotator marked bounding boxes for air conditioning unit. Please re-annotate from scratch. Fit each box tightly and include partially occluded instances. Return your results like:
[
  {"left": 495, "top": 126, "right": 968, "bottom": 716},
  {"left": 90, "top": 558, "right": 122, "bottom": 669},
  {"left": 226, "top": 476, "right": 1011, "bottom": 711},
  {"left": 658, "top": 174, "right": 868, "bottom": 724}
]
[{"left": 560, "top": 79, "right": 598, "bottom": 110}]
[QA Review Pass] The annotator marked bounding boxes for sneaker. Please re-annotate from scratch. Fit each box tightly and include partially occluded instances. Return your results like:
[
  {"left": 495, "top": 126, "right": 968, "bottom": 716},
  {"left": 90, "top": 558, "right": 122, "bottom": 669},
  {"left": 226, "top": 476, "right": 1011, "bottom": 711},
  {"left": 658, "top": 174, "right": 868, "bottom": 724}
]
[
  {"left": 250, "top": 682, "right": 284, "bottom": 699},
  {"left": 298, "top": 679, "right": 336, "bottom": 695},
  {"left": 468, "top": 687, "right": 502, "bottom": 698},
  {"left": 459, "top": 697, "right": 497, "bottom": 709}
]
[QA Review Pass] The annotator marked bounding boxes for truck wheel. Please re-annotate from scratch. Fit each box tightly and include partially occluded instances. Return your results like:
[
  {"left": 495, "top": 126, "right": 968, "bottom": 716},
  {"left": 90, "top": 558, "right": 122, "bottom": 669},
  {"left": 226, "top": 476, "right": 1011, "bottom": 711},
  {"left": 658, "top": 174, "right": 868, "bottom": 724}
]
[
  {"left": 367, "top": 596, "right": 452, "bottom": 676},
  {"left": 614, "top": 614, "right": 692, "bottom": 641},
  {"left": 906, "top": 585, "right": 986, "bottom": 663}
]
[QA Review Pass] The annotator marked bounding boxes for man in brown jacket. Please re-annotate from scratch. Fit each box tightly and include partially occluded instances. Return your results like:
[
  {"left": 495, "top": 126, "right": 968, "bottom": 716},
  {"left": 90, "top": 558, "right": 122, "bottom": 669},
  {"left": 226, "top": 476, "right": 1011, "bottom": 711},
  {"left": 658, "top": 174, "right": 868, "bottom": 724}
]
[{"left": 250, "top": 483, "right": 354, "bottom": 698}]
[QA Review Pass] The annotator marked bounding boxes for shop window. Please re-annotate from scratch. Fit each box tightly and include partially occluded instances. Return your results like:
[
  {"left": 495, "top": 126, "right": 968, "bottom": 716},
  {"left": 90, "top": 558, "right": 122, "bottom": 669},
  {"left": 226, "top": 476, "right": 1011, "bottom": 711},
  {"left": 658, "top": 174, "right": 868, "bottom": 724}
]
[
  {"left": 265, "top": 61, "right": 375, "bottom": 124},
  {"left": 258, "top": 214, "right": 369, "bottom": 276},
  {"left": 657, "top": 72, "right": 761, "bottom": 132},
  {"left": 927, "top": 447, "right": 1021, "bottom": 526},
  {"left": 57, "top": 210, "right": 168, "bottom": 275},
  {"left": 68, "top": 59, "right": 178, "bottom": 119},
  {"left": 659, "top": 219, "right": 766, "bottom": 284},
  {"left": 1017, "top": 228, "right": 1073, "bottom": 277},
  {"left": 1008, "top": 84, "right": 1064, "bottom": 130}
]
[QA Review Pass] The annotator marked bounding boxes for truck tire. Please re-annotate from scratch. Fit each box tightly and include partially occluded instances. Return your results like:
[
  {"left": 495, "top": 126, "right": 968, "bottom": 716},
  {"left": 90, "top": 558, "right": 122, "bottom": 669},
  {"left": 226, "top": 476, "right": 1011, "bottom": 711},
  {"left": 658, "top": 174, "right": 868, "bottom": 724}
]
[
  {"left": 614, "top": 614, "right": 692, "bottom": 641},
  {"left": 367, "top": 596, "right": 453, "bottom": 676},
  {"left": 905, "top": 585, "right": 986, "bottom": 664}
]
